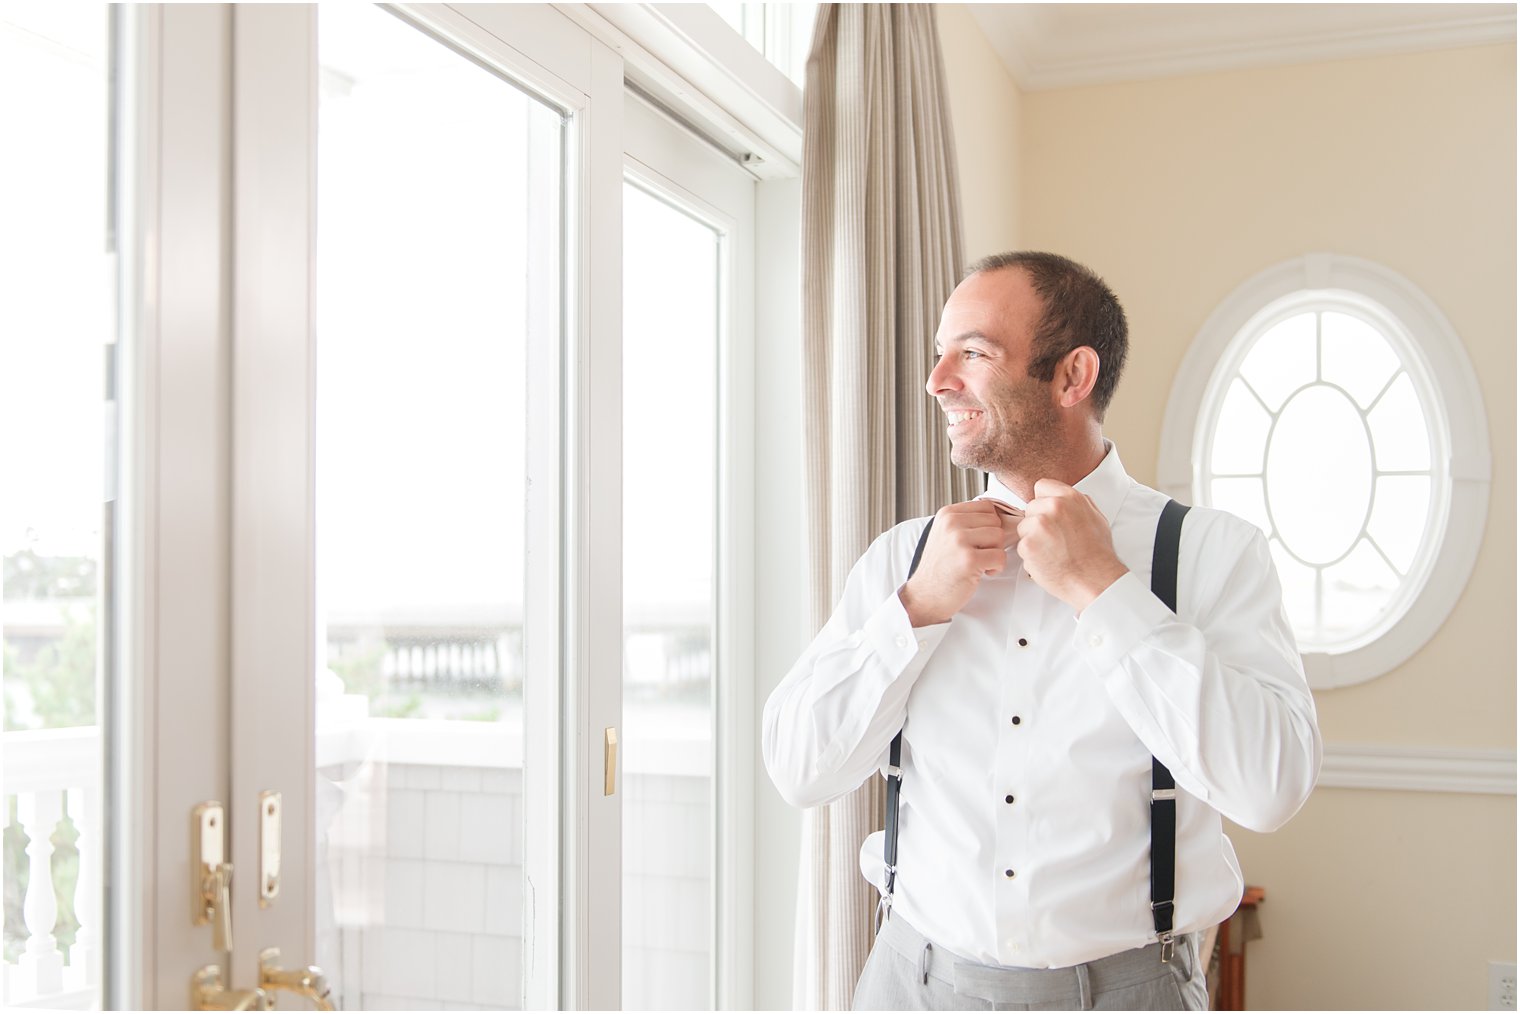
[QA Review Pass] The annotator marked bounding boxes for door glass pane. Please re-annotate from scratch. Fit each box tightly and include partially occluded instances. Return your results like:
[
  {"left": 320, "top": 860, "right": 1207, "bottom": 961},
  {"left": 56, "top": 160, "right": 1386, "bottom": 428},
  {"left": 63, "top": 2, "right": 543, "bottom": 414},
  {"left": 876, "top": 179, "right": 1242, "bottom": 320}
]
[
  {"left": 622, "top": 182, "right": 719, "bottom": 1011},
  {"left": 1, "top": 4, "right": 113, "bottom": 1009},
  {"left": 315, "top": 6, "right": 561, "bottom": 1008}
]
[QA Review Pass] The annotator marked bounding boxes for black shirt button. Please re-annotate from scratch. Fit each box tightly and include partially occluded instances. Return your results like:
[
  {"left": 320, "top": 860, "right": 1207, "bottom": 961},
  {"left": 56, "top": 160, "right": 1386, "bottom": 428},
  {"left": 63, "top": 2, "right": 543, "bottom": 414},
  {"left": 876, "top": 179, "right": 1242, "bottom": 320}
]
[
  {"left": 1018, "top": 638, "right": 1028, "bottom": 647},
  {"left": 1005, "top": 794, "right": 1014, "bottom": 804},
  {"left": 1011, "top": 715, "right": 1021, "bottom": 725}
]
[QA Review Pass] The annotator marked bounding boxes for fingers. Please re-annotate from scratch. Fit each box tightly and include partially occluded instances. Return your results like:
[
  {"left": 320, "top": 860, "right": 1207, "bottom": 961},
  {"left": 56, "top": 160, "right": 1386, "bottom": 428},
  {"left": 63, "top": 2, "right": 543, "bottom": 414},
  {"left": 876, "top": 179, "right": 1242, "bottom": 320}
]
[
  {"left": 1032, "top": 478, "right": 1075, "bottom": 500},
  {"left": 929, "top": 500, "right": 1026, "bottom": 555},
  {"left": 927, "top": 541, "right": 1003, "bottom": 572},
  {"left": 935, "top": 501, "right": 1006, "bottom": 536},
  {"left": 1016, "top": 513, "right": 1041, "bottom": 541},
  {"left": 938, "top": 500, "right": 1005, "bottom": 520},
  {"left": 939, "top": 499, "right": 1024, "bottom": 523},
  {"left": 984, "top": 498, "right": 1023, "bottom": 519},
  {"left": 1023, "top": 484, "right": 1097, "bottom": 518},
  {"left": 1015, "top": 510, "right": 1088, "bottom": 545}
]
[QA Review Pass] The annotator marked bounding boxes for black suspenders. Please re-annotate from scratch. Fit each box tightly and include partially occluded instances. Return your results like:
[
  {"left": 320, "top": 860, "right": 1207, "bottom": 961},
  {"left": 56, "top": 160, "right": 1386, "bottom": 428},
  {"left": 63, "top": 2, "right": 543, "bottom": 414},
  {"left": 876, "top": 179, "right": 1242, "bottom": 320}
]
[
  {"left": 1148, "top": 499, "right": 1189, "bottom": 961},
  {"left": 877, "top": 498, "right": 1191, "bottom": 963},
  {"left": 875, "top": 517, "right": 937, "bottom": 934}
]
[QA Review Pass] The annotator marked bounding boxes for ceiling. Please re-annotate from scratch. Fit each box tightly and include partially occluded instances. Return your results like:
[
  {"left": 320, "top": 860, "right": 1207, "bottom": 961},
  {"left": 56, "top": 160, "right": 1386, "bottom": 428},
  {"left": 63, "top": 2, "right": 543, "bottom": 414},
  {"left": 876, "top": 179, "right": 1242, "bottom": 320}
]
[{"left": 965, "top": 3, "right": 1517, "bottom": 91}]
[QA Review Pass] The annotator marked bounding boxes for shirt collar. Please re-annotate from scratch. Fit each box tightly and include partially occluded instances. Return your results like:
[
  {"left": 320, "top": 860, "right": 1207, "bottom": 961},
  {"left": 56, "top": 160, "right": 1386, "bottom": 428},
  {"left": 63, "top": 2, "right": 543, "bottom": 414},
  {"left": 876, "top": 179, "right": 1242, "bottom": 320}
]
[{"left": 977, "top": 440, "right": 1131, "bottom": 525}]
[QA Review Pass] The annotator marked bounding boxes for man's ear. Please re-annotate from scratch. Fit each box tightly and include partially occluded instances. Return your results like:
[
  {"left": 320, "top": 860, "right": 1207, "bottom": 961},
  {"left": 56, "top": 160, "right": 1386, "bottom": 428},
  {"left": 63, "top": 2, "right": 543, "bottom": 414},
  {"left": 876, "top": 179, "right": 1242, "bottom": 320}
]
[{"left": 1057, "top": 346, "right": 1100, "bottom": 409}]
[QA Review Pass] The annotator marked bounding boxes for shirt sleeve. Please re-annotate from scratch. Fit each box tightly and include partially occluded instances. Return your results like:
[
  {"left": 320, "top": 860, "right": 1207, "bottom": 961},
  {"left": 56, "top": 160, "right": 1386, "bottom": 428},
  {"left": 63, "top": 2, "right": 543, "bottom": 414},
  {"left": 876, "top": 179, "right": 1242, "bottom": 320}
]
[
  {"left": 1074, "top": 517, "right": 1322, "bottom": 832},
  {"left": 762, "top": 522, "right": 952, "bottom": 809}
]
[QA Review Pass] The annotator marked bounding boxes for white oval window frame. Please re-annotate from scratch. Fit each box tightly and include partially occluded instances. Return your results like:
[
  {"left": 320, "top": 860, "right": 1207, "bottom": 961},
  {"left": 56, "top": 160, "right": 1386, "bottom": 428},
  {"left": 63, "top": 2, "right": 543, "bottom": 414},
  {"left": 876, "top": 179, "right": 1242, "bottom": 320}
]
[{"left": 1159, "top": 253, "right": 1491, "bottom": 689}]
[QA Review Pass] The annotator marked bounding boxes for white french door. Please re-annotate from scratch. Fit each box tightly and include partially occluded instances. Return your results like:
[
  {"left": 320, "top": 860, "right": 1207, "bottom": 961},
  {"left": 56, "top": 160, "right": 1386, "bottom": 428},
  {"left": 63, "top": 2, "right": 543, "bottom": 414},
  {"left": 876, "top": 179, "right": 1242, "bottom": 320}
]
[
  {"left": 120, "top": 4, "right": 755, "bottom": 1011},
  {"left": 619, "top": 96, "right": 756, "bottom": 1011}
]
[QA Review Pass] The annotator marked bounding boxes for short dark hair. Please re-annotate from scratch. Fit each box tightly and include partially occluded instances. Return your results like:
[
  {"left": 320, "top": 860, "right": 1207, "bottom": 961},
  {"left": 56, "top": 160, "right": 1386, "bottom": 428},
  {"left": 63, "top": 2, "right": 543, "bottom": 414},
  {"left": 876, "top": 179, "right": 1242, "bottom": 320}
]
[{"left": 964, "top": 251, "right": 1128, "bottom": 418}]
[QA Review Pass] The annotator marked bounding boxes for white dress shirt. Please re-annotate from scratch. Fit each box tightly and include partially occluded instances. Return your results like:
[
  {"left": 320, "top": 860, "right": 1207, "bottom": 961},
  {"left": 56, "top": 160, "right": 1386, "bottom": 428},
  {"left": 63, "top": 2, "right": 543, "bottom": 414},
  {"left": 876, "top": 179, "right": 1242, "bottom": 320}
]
[{"left": 763, "top": 443, "right": 1321, "bottom": 969}]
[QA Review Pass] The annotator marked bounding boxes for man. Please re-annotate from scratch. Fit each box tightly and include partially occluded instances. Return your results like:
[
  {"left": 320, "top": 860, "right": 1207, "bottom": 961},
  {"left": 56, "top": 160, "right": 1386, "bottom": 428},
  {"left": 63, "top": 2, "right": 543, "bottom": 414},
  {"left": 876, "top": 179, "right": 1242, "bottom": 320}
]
[{"left": 763, "top": 252, "right": 1321, "bottom": 1010}]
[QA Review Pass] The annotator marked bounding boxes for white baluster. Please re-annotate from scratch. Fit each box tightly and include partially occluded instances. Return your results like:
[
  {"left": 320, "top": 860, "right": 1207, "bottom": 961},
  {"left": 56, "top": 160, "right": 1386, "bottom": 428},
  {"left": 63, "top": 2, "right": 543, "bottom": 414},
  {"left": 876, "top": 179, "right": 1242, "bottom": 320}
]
[
  {"left": 17, "top": 788, "right": 65, "bottom": 998},
  {"left": 67, "top": 785, "right": 100, "bottom": 993}
]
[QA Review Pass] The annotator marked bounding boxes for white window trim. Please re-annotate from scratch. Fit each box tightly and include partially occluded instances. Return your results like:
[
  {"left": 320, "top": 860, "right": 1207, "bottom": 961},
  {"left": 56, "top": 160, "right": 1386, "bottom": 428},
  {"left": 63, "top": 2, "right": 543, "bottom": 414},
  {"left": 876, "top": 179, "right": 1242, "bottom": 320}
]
[
  {"left": 556, "top": 2, "right": 804, "bottom": 178},
  {"left": 1158, "top": 253, "right": 1491, "bottom": 689}
]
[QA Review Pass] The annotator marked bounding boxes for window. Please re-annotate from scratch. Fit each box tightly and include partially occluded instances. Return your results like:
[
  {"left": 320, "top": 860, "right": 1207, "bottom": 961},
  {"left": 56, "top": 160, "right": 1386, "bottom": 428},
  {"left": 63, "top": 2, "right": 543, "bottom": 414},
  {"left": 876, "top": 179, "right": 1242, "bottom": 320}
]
[
  {"left": 312, "top": 4, "right": 563, "bottom": 1006},
  {"left": 18, "top": 4, "right": 770, "bottom": 1007},
  {"left": 621, "top": 179, "right": 720, "bottom": 1012},
  {"left": 707, "top": 2, "right": 817, "bottom": 86},
  {"left": 2, "top": 4, "right": 113, "bottom": 1007},
  {"left": 1159, "top": 254, "right": 1491, "bottom": 688}
]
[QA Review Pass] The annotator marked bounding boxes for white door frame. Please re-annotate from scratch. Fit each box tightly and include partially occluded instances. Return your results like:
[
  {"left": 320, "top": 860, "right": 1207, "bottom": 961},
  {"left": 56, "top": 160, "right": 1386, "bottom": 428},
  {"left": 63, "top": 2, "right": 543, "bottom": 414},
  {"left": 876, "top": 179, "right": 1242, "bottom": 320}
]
[
  {"left": 113, "top": 6, "right": 236, "bottom": 1008},
  {"left": 225, "top": 4, "right": 318, "bottom": 994},
  {"left": 123, "top": 4, "right": 757, "bottom": 1010},
  {"left": 221, "top": 3, "right": 620, "bottom": 1008}
]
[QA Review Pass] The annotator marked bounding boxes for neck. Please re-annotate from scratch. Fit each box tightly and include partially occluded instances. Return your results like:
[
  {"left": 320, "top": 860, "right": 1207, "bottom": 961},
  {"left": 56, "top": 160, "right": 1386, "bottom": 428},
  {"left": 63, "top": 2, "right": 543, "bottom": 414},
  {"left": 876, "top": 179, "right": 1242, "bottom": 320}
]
[{"left": 994, "top": 431, "right": 1107, "bottom": 503}]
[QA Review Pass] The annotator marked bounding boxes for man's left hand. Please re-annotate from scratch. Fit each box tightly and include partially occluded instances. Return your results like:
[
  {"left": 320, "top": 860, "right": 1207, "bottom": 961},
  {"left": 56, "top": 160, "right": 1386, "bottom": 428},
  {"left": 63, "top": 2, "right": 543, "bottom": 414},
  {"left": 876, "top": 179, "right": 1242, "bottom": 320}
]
[{"left": 1016, "top": 479, "right": 1129, "bottom": 613}]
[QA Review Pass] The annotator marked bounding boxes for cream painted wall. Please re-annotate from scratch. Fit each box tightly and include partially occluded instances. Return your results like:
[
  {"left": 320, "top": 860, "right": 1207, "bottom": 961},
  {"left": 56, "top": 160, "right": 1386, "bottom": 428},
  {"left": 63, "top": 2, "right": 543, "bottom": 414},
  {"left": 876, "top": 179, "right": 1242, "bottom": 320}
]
[
  {"left": 1019, "top": 43, "right": 1516, "bottom": 1009},
  {"left": 936, "top": 4, "right": 1023, "bottom": 263}
]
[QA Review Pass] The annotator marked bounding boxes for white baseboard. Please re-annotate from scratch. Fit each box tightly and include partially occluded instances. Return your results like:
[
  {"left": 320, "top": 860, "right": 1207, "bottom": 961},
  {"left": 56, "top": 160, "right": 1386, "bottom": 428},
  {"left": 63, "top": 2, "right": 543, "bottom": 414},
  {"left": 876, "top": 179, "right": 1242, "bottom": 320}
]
[{"left": 1318, "top": 742, "right": 1516, "bottom": 795}]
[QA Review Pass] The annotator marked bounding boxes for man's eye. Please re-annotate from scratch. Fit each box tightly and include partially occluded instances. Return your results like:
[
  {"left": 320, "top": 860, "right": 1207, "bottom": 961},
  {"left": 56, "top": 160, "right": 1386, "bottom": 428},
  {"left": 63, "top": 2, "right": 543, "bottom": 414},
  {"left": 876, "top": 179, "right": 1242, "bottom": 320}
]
[{"left": 964, "top": 349, "right": 982, "bottom": 359}]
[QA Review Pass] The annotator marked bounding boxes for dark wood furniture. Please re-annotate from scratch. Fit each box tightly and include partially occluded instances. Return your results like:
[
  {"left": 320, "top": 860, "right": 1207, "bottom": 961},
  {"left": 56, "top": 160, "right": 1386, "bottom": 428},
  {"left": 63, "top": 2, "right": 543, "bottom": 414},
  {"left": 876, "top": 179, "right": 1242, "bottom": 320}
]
[{"left": 1209, "top": 885, "right": 1266, "bottom": 1010}]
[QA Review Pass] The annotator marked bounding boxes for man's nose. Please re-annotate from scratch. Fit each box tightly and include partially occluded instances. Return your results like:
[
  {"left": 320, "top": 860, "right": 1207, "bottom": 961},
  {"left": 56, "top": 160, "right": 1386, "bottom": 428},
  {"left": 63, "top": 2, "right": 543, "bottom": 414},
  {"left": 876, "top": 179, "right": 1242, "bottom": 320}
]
[{"left": 926, "top": 355, "right": 959, "bottom": 396}]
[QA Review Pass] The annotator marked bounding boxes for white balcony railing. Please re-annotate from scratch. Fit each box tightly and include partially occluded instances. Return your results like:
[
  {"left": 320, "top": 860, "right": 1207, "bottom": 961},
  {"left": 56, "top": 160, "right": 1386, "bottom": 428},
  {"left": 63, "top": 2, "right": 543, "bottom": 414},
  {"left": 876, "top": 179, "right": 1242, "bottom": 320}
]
[
  {"left": 6, "top": 707, "right": 710, "bottom": 1011},
  {"left": 3, "top": 726, "right": 102, "bottom": 1010}
]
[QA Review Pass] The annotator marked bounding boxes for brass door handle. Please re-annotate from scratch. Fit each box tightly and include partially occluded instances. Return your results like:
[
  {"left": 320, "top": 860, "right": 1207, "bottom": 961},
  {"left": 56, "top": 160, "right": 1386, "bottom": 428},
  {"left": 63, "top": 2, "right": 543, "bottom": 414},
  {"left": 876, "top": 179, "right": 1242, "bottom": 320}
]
[
  {"left": 604, "top": 726, "right": 618, "bottom": 796},
  {"left": 259, "top": 947, "right": 336, "bottom": 1011},
  {"left": 192, "top": 965, "right": 272, "bottom": 1011},
  {"left": 199, "top": 861, "right": 234, "bottom": 953},
  {"left": 192, "top": 801, "right": 234, "bottom": 952}
]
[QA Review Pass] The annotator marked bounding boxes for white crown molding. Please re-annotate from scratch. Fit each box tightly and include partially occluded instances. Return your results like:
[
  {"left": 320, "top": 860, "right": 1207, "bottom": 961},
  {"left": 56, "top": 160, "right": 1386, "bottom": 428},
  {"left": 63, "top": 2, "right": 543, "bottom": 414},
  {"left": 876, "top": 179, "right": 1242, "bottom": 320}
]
[
  {"left": 1318, "top": 742, "right": 1516, "bottom": 796},
  {"left": 967, "top": 4, "right": 1517, "bottom": 92}
]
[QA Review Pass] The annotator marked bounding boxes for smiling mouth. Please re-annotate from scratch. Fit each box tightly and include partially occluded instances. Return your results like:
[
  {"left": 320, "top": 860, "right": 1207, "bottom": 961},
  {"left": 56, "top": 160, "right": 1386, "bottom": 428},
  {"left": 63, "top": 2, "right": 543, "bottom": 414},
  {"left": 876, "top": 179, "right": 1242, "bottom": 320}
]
[{"left": 946, "top": 409, "right": 983, "bottom": 429}]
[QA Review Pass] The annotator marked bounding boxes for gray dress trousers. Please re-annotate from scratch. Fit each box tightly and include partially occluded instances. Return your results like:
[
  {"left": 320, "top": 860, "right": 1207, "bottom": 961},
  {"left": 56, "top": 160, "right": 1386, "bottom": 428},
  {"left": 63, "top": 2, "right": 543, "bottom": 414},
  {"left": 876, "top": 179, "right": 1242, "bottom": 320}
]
[{"left": 852, "top": 914, "right": 1209, "bottom": 1011}]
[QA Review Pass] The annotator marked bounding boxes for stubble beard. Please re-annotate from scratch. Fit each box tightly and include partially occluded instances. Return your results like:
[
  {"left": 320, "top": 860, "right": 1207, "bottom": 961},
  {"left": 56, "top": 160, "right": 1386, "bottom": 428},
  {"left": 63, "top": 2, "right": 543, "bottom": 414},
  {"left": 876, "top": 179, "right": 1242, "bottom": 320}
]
[{"left": 947, "top": 390, "right": 1063, "bottom": 483}]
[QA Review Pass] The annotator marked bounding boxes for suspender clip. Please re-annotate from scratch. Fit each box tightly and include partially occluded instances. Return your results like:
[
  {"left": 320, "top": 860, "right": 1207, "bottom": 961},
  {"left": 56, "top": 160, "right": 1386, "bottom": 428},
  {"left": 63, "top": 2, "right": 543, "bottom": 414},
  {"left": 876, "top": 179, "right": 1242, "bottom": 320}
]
[
  {"left": 886, "top": 765, "right": 902, "bottom": 779},
  {"left": 874, "top": 892, "right": 892, "bottom": 933},
  {"left": 1158, "top": 932, "right": 1175, "bottom": 964},
  {"left": 1151, "top": 788, "right": 1176, "bottom": 801}
]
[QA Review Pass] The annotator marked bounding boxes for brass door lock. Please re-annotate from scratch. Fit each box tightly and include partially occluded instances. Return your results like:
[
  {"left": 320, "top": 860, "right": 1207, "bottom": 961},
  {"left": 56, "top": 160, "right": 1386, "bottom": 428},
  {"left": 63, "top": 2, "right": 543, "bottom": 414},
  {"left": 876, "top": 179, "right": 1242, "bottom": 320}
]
[
  {"left": 260, "top": 947, "right": 336, "bottom": 1011},
  {"left": 191, "top": 965, "right": 271, "bottom": 1011}
]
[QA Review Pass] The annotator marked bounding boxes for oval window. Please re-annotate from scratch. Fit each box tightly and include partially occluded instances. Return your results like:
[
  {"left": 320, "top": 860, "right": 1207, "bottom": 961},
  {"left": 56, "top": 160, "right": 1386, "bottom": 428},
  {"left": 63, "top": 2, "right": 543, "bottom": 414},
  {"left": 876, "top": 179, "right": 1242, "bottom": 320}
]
[
  {"left": 1159, "top": 255, "right": 1491, "bottom": 688},
  {"left": 1205, "top": 307, "right": 1433, "bottom": 653}
]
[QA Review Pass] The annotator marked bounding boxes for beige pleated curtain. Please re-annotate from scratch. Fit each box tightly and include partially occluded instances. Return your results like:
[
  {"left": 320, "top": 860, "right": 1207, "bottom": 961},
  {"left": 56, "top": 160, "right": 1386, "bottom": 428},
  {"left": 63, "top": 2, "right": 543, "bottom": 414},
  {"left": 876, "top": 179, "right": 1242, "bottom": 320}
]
[{"left": 796, "top": 5, "right": 978, "bottom": 1009}]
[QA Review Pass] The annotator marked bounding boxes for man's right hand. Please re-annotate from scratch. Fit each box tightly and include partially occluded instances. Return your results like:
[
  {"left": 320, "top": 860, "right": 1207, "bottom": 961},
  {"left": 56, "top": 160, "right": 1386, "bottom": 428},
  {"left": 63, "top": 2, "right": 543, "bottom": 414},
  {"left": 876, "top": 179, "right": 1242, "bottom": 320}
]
[{"left": 898, "top": 501, "right": 1021, "bottom": 626}]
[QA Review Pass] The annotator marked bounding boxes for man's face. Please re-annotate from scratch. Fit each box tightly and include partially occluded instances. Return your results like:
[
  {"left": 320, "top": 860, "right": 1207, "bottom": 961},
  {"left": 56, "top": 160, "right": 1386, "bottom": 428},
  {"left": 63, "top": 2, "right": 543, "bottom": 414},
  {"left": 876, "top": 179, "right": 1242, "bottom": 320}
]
[{"left": 927, "top": 267, "right": 1059, "bottom": 476}]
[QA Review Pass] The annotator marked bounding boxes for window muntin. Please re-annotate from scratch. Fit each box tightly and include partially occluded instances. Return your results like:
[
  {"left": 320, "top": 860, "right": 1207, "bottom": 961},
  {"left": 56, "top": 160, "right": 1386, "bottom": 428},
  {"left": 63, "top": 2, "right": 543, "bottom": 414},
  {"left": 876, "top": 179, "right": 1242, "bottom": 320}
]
[
  {"left": 707, "top": 2, "right": 817, "bottom": 86},
  {"left": 1197, "top": 298, "right": 1441, "bottom": 655},
  {"left": 1165, "top": 256, "right": 1491, "bottom": 682}
]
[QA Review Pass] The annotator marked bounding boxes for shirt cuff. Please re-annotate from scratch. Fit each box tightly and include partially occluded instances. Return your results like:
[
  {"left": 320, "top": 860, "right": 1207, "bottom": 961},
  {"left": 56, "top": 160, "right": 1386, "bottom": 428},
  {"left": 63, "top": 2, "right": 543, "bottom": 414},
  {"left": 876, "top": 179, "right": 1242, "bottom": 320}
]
[
  {"left": 863, "top": 587, "right": 952, "bottom": 671},
  {"left": 1074, "top": 570, "right": 1173, "bottom": 676}
]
